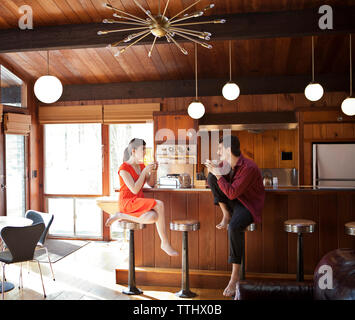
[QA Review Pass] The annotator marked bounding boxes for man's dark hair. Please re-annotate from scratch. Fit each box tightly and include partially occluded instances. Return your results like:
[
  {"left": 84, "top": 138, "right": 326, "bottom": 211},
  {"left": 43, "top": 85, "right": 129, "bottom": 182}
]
[{"left": 219, "top": 135, "right": 241, "bottom": 157}]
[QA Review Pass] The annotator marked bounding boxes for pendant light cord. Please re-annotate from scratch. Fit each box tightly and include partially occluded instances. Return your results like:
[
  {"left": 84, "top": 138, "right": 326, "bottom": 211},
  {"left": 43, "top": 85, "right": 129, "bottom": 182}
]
[
  {"left": 229, "top": 40, "right": 232, "bottom": 82},
  {"left": 312, "top": 36, "right": 315, "bottom": 83},
  {"left": 350, "top": 34, "right": 353, "bottom": 97},
  {"left": 47, "top": 51, "right": 49, "bottom": 75},
  {"left": 195, "top": 43, "right": 198, "bottom": 100}
]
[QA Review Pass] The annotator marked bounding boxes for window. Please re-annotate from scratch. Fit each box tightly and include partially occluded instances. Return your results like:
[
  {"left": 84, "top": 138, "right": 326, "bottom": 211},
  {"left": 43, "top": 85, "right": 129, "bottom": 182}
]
[
  {"left": 1, "top": 65, "right": 24, "bottom": 108},
  {"left": 47, "top": 198, "right": 102, "bottom": 238},
  {"left": 5, "top": 135, "right": 26, "bottom": 217},
  {"left": 44, "top": 124, "right": 102, "bottom": 195},
  {"left": 44, "top": 124, "right": 103, "bottom": 238}
]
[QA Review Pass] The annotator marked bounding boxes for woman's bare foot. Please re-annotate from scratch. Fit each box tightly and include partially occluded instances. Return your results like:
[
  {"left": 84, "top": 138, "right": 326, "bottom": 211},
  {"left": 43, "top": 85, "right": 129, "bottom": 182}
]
[
  {"left": 216, "top": 216, "right": 230, "bottom": 229},
  {"left": 105, "top": 212, "right": 123, "bottom": 227},
  {"left": 161, "top": 242, "right": 179, "bottom": 256},
  {"left": 223, "top": 279, "right": 238, "bottom": 297}
]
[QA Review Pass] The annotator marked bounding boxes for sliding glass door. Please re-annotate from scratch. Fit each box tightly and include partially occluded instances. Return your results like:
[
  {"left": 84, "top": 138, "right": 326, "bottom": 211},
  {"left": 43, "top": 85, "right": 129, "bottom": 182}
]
[{"left": 5, "top": 134, "right": 26, "bottom": 217}]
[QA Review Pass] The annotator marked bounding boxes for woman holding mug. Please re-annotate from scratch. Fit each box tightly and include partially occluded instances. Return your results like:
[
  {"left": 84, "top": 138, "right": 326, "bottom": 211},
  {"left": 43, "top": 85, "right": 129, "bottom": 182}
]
[{"left": 106, "top": 138, "right": 178, "bottom": 256}]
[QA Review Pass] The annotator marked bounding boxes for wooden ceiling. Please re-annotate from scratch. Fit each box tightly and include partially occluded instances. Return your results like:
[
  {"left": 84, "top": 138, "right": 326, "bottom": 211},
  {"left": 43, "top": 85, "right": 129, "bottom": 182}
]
[
  {"left": 0, "top": 35, "right": 350, "bottom": 85},
  {"left": 0, "top": 0, "right": 353, "bottom": 29},
  {"left": 0, "top": 1, "right": 353, "bottom": 88}
]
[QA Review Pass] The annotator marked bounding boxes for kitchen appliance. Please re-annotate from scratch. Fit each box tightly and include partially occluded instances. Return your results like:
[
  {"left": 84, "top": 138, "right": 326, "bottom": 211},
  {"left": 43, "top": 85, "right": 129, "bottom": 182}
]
[
  {"left": 313, "top": 143, "right": 355, "bottom": 187},
  {"left": 178, "top": 173, "right": 192, "bottom": 188},
  {"left": 156, "top": 144, "right": 197, "bottom": 187},
  {"left": 159, "top": 174, "right": 181, "bottom": 188}
]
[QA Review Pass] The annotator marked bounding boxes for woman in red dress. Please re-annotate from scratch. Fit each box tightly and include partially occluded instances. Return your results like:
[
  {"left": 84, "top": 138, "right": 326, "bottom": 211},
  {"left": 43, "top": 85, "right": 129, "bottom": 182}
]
[{"left": 106, "top": 138, "right": 178, "bottom": 256}]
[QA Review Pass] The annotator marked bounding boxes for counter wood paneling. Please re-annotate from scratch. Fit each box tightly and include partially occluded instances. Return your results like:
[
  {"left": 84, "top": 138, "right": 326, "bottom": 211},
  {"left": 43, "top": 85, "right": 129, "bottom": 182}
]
[{"left": 133, "top": 187, "right": 355, "bottom": 275}]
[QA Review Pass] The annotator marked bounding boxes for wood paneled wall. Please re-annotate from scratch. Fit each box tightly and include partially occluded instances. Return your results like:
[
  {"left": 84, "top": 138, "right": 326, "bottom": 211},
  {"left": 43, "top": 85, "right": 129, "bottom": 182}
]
[
  {"left": 27, "top": 82, "right": 42, "bottom": 212},
  {"left": 46, "top": 90, "right": 355, "bottom": 184},
  {"left": 234, "top": 129, "right": 298, "bottom": 169}
]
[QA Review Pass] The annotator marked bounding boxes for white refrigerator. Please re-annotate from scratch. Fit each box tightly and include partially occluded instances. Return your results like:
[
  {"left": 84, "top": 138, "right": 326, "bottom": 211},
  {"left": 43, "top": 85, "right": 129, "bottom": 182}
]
[{"left": 313, "top": 143, "right": 355, "bottom": 187}]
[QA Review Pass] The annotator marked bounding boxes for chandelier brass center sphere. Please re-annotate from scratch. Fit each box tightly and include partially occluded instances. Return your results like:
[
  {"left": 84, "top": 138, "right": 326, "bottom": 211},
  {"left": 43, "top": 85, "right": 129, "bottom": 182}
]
[{"left": 150, "top": 15, "right": 170, "bottom": 38}]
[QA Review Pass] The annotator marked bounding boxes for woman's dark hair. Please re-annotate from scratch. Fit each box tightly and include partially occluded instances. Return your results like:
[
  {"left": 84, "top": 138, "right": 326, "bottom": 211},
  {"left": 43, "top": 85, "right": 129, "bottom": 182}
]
[
  {"left": 123, "top": 138, "right": 146, "bottom": 162},
  {"left": 219, "top": 135, "right": 241, "bottom": 157}
]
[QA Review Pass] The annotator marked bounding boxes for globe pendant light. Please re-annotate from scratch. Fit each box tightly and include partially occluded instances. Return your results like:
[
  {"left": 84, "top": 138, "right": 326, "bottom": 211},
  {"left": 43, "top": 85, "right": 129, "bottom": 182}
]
[
  {"left": 188, "top": 43, "right": 205, "bottom": 119},
  {"left": 304, "top": 36, "right": 324, "bottom": 102},
  {"left": 34, "top": 51, "right": 63, "bottom": 104},
  {"left": 222, "top": 40, "right": 240, "bottom": 100},
  {"left": 341, "top": 34, "right": 355, "bottom": 116}
]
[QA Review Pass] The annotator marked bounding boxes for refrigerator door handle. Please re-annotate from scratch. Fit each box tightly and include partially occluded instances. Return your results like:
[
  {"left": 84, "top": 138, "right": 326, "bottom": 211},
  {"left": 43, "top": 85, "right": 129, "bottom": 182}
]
[{"left": 312, "top": 144, "right": 317, "bottom": 186}]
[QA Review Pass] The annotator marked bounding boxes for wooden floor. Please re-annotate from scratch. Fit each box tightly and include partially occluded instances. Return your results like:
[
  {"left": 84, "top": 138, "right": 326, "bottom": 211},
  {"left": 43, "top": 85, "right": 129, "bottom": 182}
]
[{"left": 1, "top": 240, "right": 230, "bottom": 300}]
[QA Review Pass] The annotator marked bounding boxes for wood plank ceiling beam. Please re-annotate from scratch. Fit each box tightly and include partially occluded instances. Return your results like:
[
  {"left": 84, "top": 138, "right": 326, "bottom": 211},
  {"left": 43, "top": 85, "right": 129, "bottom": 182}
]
[
  {"left": 0, "top": 7, "right": 354, "bottom": 53},
  {"left": 59, "top": 73, "right": 349, "bottom": 101}
]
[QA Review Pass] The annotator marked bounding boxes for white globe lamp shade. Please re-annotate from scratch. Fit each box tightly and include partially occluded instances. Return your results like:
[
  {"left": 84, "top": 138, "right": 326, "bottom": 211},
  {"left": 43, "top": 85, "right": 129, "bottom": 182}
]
[
  {"left": 304, "top": 82, "right": 324, "bottom": 101},
  {"left": 34, "top": 75, "right": 63, "bottom": 104},
  {"left": 341, "top": 97, "right": 355, "bottom": 116},
  {"left": 222, "top": 82, "right": 240, "bottom": 100},
  {"left": 188, "top": 101, "right": 205, "bottom": 119}
]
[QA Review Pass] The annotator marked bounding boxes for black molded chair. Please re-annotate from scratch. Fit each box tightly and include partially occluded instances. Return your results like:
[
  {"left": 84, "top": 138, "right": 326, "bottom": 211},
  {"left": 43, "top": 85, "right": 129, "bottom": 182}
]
[
  {"left": 25, "top": 210, "right": 55, "bottom": 281},
  {"left": 0, "top": 223, "right": 47, "bottom": 299}
]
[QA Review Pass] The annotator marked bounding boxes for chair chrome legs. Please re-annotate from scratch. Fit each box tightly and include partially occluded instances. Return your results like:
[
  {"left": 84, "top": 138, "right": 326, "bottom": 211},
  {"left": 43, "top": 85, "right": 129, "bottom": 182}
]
[
  {"left": 19, "top": 263, "right": 23, "bottom": 289},
  {"left": 44, "top": 247, "right": 55, "bottom": 281},
  {"left": 37, "top": 261, "right": 46, "bottom": 298},
  {"left": 2, "top": 264, "right": 5, "bottom": 300}
]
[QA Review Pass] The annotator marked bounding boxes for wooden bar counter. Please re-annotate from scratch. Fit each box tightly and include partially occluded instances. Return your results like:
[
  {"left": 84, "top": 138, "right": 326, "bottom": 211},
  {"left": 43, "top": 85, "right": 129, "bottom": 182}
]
[
  {"left": 106, "top": 186, "right": 355, "bottom": 288},
  {"left": 138, "top": 186, "right": 355, "bottom": 275}
]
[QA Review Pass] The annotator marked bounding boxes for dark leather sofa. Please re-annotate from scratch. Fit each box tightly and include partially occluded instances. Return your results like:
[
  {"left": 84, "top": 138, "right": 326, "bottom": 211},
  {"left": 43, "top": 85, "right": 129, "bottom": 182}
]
[{"left": 235, "top": 249, "right": 355, "bottom": 300}]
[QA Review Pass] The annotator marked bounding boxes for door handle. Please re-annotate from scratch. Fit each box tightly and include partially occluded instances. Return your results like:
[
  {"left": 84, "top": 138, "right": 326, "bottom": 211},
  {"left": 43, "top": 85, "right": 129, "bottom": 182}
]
[{"left": 0, "top": 184, "right": 6, "bottom": 191}]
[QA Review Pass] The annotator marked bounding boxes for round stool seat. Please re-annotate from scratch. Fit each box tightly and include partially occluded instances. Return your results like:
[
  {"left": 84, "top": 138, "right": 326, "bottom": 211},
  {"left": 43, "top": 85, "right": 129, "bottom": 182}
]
[
  {"left": 284, "top": 219, "right": 316, "bottom": 233},
  {"left": 117, "top": 220, "right": 146, "bottom": 231},
  {"left": 345, "top": 222, "right": 355, "bottom": 236},
  {"left": 170, "top": 220, "right": 200, "bottom": 232},
  {"left": 245, "top": 223, "right": 256, "bottom": 232}
]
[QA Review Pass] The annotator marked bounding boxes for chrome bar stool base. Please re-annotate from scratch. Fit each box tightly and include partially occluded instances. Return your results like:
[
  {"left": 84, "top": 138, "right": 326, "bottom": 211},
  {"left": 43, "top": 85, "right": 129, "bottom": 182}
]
[
  {"left": 123, "top": 287, "right": 143, "bottom": 295},
  {"left": 170, "top": 220, "right": 200, "bottom": 299},
  {"left": 284, "top": 219, "right": 316, "bottom": 282},
  {"left": 117, "top": 219, "right": 146, "bottom": 296},
  {"left": 240, "top": 223, "right": 257, "bottom": 281},
  {"left": 176, "top": 289, "right": 197, "bottom": 298}
]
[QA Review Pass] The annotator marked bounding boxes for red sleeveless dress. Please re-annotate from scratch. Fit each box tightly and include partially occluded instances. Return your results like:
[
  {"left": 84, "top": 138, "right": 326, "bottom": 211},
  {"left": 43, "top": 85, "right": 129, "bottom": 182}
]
[{"left": 118, "top": 162, "right": 157, "bottom": 217}]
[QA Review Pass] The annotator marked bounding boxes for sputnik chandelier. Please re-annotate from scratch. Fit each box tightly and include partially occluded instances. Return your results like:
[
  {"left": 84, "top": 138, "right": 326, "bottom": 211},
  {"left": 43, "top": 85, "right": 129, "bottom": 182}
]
[{"left": 98, "top": 0, "right": 225, "bottom": 57}]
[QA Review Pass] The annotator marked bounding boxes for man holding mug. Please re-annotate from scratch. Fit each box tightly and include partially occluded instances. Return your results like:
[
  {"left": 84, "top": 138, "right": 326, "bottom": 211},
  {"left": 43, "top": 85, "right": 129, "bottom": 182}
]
[{"left": 205, "top": 135, "right": 265, "bottom": 297}]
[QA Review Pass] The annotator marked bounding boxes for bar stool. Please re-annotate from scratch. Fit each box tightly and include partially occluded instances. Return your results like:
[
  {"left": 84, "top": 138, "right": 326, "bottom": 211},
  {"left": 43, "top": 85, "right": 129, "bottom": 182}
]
[
  {"left": 284, "top": 219, "right": 316, "bottom": 282},
  {"left": 345, "top": 222, "right": 355, "bottom": 236},
  {"left": 240, "top": 223, "right": 257, "bottom": 281},
  {"left": 117, "top": 219, "right": 146, "bottom": 295},
  {"left": 170, "top": 219, "right": 200, "bottom": 298}
]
